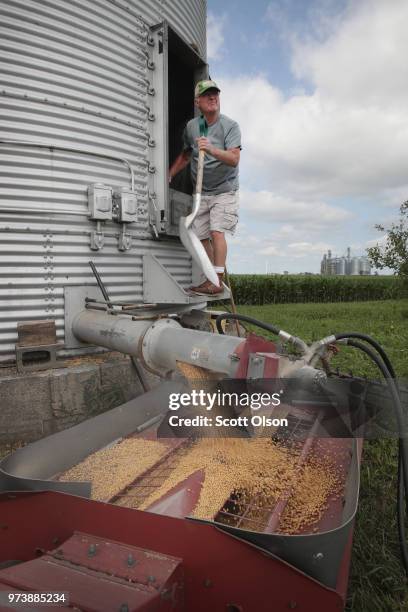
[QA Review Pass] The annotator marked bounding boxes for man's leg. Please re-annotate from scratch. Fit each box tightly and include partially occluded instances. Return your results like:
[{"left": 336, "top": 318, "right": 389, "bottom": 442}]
[
  {"left": 210, "top": 192, "right": 238, "bottom": 280},
  {"left": 211, "top": 230, "right": 227, "bottom": 268},
  {"left": 190, "top": 233, "right": 224, "bottom": 294},
  {"left": 190, "top": 237, "right": 214, "bottom": 291},
  {"left": 202, "top": 237, "right": 214, "bottom": 263},
  {"left": 190, "top": 192, "right": 237, "bottom": 294},
  {"left": 189, "top": 197, "right": 213, "bottom": 290}
]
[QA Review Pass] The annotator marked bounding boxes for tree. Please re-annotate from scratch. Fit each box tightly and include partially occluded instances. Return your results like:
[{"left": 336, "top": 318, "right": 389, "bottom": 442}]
[{"left": 367, "top": 201, "right": 408, "bottom": 284}]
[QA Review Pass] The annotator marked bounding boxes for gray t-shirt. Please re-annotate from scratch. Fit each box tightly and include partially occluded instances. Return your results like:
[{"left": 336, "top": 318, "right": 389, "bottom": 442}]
[{"left": 183, "top": 113, "right": 241, "bottom": 194}]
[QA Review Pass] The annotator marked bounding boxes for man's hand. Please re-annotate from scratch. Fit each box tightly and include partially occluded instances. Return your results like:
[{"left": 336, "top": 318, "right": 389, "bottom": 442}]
[
  {"left": 196, "top": 136, "right": 213, "bottom": 154},
  {"left": 195, "top": 137, "right": 240, "bottom": 167}
]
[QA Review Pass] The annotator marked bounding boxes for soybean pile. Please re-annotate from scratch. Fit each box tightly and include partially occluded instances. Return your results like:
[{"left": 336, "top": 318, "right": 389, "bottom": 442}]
[
  {"left": 139, "top": 438, "right": 343, "bottom": 534},
  {"left": 59, "top": 437, "right": 167, "bottom": 501},
  {"left": 60, "top": 437, "right": 344, "bottom": 534}
]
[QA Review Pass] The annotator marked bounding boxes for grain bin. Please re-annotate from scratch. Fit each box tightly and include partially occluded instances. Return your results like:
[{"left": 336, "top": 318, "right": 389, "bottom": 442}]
[
  {"left": 350, "top": 257, "right": 360, "bottom": 275},
  {"left": 0, "top": 0, "right": 208, "bottom": 361},
  {"left": 359, "top": 256, "right": 371, "bottom": 275},
  {"left": 336, "top": 258, "right": 346, "bottom": 275},
  {"left": 328, "top": 257, "right": 337, "bottom": 275}
]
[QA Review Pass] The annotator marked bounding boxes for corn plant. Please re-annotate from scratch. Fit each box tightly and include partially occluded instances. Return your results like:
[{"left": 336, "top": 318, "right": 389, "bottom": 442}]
[{"left": 229, "top": 275, "right": 401, "bottom": 305}]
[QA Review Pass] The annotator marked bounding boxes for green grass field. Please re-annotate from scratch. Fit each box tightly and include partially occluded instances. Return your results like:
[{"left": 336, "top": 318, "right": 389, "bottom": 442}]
[{"left": 235, "top": 300, "right": 408, "bottom": 612}]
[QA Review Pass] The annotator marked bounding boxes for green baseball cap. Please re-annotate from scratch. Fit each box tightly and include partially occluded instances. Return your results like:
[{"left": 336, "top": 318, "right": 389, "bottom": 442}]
[{"left": 194, "top": 79, "right": 220, "bottom": 97}]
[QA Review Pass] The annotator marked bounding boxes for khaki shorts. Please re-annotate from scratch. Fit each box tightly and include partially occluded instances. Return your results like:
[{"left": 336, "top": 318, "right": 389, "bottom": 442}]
[{"left": 191, "top": 191, "right": 239, "bottom": 240}]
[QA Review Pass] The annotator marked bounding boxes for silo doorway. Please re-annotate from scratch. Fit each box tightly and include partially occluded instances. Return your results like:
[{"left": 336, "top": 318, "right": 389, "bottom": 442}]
[
  {"left": 167, "top": 25, "right": 208, "bottom": 234},
  {"left": 148, "top": 22, "right": 207, "bottom": 236},
  {"left": 167, "top": 28, "right": 206, "bottom": 197}
]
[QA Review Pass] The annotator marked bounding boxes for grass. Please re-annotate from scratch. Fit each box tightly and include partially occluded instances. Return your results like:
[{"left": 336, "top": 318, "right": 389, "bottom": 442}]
[{"left": 235, "top": 299, "right": 408, "bottom": 612}]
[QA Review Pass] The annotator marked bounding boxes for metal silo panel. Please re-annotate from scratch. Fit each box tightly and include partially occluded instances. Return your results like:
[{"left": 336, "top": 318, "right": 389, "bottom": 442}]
[
  {"left": 328, "top": 259, "right": 336, "bottom": 276},
  {"left": 126, "top": 0, "right": 162, "bottom": 29},
  {"left": 0, "top": 212, "right": 192, "bottom": 358},
  {"left": 350, "top": 258, "right": 360, "bottom": 275},
  {"left": 1, "top": 0, "right": 151, "bottom": 217},
  {"left": 359, "top": 257, "right": 371, "bottom": 275},
  {"left": 1, "top": 0, "right": 150, "bottom": 120},
  {"left": 160, "top": 0, "right": 207, "bottom": 59},
  {"left": 0, "top": 0, "right": 205, "bottom": 360},
  {"left": 336, "top": 258, "right": 346, "bottom": 275},
  {"left": 115, "top": 0, "right": 206, "bottom": 59}
]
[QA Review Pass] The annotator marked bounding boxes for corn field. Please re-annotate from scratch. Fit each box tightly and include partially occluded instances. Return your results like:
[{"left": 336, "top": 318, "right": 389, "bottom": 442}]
[{"left": 228, "top": 274, "right": 403, "bottom": 305}]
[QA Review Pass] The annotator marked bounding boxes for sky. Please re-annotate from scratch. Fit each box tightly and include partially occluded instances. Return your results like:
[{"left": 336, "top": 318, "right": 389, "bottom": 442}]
[{"left": 206, "top": 0, "right": 408, "bottom": 274}]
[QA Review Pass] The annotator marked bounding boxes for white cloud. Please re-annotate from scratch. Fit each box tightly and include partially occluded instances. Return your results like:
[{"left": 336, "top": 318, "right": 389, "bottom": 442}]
[
  {"left": 226, "top": 189, "right": 351, "bottom": 272},
  {"left": 348, "top": 243, "right": 363, "bottom": 251},
  {"left": 211, "top": 0, "right": 408, "bottom": 272},
  {"left": 257, "top": 240, "right": 332, "bottom": 259},
  {"left": 240, "top": 190, "right": 352, "bottom": 227},
  {"left": 207, "top": 12, "right": 226, "bottom": 61},
  {"left": 220, "top": 75, "right": 408, "bottom": 201},
  {"left": 228, "top": 232, "right": 259, "bottom": 247},
  {"left": 265, "top": 1, "right": 289, "bottom": 32},
  {"left": 381, "top": 186, "right": 408, "bottom": 208},
  {"left": 291, "top": 0, "right": 408, "bottom": 109},
  {"left": 265, "top": 0, "right": 344, "bottom": 43},
  {"left": 366, "top": 234, "right": 388, "bottom": 249},
  {"left": 218, "top": 0, "right": 408, "bottom": 203},
  {"left": 258, "top": 244, "right": 281, "bottom": 257},
  {"left": 286, "top": 241, "right": 333, "bottom": 258}
]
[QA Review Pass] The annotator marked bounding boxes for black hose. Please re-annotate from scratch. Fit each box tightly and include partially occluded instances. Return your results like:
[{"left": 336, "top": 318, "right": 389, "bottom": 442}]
[
  {"left": 398, "top": 450, "right": 408, "bottom": 572},
  {"left": 215, "top": 312, "right": 280, "bottom": 336},
  {"left": 344, "top": 339, "right": 400, "bottom": 433},
  {"left": 336, "top": 335, "right": 408, "bottom": 576},
  {"left": 335, "top": 332, "right": 396, "bottom": 379}
]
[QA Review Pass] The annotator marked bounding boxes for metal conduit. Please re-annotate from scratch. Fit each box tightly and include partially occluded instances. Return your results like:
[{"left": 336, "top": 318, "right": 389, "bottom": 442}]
[{"left": 0, "top": 139, "right": 136, "bottom": 191}]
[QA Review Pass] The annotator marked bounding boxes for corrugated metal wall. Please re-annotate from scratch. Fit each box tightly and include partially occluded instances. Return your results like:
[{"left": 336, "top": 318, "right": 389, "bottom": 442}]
[
  {"left": 161, "top": 0, "right": 207, "bottom": 56},
  {"left": 0, "top": 0, "right": 207, "bottom": 359}
]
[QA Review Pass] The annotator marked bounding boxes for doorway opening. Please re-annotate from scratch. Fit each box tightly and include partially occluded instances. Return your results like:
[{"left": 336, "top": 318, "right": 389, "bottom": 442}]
[{"left": 167, "top": 27, "right": 207, "bottom": 197}]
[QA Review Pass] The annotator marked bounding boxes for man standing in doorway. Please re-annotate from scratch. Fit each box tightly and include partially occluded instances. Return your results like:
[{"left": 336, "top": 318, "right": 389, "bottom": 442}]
[{"left": 168, "top": 79, "right": 241, "bottom": 295}]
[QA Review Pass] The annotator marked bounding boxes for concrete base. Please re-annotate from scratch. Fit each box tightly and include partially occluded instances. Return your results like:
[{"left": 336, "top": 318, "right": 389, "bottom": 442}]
[{"left": 0, "top": 352, "right": 154, "bottom": 448}]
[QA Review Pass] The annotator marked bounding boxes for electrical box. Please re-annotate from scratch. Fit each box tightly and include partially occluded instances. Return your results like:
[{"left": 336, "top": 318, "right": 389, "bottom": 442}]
[
  {"left": 88, "top": 183, "right": 113, "bottom": 220},
  {"left": 113, "top": 187, "right": 138, "bottom": 223}
]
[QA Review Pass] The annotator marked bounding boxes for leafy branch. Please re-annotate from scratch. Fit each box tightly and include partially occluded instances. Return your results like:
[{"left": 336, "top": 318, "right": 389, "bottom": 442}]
[{"left": 367, "top": 201, "right": 408, "bottom": 282}]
